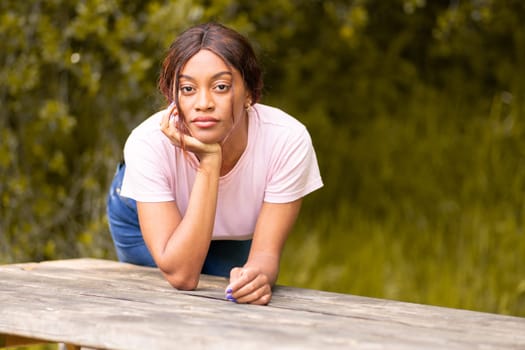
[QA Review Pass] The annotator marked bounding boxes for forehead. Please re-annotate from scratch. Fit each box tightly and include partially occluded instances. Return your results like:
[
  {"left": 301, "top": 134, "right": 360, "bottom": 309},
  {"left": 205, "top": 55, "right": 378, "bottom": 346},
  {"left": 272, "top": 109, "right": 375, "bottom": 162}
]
[{"left": 180, "top": 49, "right": 241, "bottom": 80}]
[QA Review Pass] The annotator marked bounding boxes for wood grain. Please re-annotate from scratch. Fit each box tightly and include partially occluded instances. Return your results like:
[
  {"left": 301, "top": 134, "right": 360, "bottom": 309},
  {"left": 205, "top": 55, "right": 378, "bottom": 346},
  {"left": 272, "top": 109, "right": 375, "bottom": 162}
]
[{"left": 0, "top": 259, "right": 524, "bottom": 349}]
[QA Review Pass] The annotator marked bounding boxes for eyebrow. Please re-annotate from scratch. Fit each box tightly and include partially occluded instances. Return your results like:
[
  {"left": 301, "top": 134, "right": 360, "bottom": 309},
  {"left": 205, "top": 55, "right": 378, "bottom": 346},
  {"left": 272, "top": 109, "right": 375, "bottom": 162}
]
[{"left": 179, "top": 71, "right": 233, "bottom": 81}]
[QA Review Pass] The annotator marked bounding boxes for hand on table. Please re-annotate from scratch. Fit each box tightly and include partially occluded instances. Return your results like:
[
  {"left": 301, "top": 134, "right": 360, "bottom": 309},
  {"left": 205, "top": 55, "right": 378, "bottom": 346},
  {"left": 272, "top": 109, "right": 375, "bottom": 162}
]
[{"left": 225, "top": 267, "right": 272, "bottom": 305}]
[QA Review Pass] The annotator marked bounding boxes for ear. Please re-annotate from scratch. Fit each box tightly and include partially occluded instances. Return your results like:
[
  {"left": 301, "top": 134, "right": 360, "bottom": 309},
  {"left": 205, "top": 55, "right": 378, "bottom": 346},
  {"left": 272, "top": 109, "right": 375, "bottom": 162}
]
[{"left": 244, "top": 92, "right": 253, "bottom": 109}]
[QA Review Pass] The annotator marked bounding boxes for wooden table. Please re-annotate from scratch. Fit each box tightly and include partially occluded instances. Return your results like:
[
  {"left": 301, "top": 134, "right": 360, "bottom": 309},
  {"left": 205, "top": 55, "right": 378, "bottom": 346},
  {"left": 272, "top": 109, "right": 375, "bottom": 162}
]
[{"left": 0, "top": 259, "right": 524, "bottom": 349}]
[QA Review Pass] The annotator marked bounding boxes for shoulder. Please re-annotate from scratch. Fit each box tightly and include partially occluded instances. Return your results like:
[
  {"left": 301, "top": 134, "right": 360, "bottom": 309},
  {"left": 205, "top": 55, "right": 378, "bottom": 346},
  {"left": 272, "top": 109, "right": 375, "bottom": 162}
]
[
  {"left": 123, "top": 108, "right": 173, "bottom": 161},
  {"left": 251, "top": 104, "right": 312, "bottom": 148},
  {"left": 125, "top": 108, "right": 171, "bottom": 149},
  {"left": 252, "top": 104, "right": 308, "bottom": 132},
  {"left": 251, "top": 104, "right": 311, "bottom": 145}
]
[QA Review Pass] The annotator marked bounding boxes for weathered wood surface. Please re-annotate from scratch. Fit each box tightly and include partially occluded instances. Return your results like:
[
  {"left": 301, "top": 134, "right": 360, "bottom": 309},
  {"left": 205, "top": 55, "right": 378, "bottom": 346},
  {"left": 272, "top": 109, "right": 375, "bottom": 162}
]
[{"left": 0, "top": 259, "right": 524, "bottom": 349}]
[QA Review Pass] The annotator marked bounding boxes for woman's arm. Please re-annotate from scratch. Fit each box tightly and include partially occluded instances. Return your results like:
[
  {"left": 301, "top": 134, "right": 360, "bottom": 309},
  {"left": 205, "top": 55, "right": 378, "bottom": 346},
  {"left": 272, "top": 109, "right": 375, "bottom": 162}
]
[
  {"left": 226, "top": 198, "right": 302, "bottom": 305},
  {"left": 137, "top": 111, "right": 222, "bottom": 291}
]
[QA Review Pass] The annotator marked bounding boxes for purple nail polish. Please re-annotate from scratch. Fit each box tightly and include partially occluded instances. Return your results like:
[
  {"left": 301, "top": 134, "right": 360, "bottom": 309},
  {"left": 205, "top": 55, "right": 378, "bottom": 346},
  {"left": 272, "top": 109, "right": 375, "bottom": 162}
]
[
  {"left": 226, "top": 288, "right": 232, "bottom": 294},
  {"left": 226, "top": 294, "right": 237, "bottom": 303}
]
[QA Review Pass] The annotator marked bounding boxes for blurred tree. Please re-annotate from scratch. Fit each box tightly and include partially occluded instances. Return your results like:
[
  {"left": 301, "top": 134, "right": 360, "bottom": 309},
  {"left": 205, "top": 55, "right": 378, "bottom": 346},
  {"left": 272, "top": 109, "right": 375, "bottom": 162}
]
[{"left": 0, "top": 0, "right": 207, "bottom": 261}]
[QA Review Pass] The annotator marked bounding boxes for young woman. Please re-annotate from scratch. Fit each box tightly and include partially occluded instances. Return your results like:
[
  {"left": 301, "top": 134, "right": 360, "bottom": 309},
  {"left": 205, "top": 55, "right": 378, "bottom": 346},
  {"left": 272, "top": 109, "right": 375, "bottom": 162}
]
[{"left": 107, "top": 22, "right": 323, "bottom": 305}]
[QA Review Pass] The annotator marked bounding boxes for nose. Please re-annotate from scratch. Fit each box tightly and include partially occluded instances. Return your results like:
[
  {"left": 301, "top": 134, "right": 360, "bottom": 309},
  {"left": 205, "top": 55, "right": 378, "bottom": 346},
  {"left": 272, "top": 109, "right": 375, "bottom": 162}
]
[{"left": 195, "top": 89, "right": 214, "bottom": 111}]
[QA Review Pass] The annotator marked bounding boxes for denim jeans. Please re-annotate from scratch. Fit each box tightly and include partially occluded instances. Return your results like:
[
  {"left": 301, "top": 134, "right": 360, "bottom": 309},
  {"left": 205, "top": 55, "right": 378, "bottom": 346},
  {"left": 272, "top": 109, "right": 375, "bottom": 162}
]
[{"left": 106, "top": 163, "right": 252, "bottom": 277}]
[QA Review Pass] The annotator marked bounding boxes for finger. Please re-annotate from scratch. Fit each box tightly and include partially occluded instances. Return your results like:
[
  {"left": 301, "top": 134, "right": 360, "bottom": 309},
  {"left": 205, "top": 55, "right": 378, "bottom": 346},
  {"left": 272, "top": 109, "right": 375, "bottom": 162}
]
[
  {"left": 232, "top": 273, "right": 269, "bottom": 300},
  {"left": 226, "top": 268, "right": 257, "bottom": 294},
  {"left": 225, "top": 267, "right": 249, "bottom": 300},
  {"left": 160, "top": 107, "right": 171, "bottom": 127},
  {"left": 168, "top": 102, "right": 178, "bottom": 115},
  {"left": 248, "top": 291, "right": 272, "bottom": 305},
  {"left": 160, "top": 114, "right": 185, "bottom": 147},
  {"left": 160, "top": 104, "right": 178, "bottom": 129},
  {"left": 225, "top": 267, "right": 258, "bottom": 303},
  {"left": 228, "top": 268, "right": 243, "bottom": 284},
  {"left": 162, "top": 127, "right": 181, "bottom": 146},
  {"left": 235, "top": 284, "right": 272, "bottom": 305}
]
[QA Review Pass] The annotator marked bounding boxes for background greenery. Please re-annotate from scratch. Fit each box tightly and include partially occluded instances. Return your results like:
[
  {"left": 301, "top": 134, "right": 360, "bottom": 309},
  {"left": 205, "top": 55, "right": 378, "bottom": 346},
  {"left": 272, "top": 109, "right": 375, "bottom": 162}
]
[{"left": 1, "top": 0, "right": 524, "bottom": 319}]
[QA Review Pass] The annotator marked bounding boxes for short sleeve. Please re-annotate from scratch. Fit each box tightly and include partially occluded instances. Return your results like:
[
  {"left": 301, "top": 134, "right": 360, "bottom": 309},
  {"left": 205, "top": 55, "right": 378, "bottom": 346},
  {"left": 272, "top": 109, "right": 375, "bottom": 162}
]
[
  {"left": 264, "top": 127, "right": 323, "bottom": 203},
  {"left": 120, "top": 129, "right": 175, "bottom": 202}
]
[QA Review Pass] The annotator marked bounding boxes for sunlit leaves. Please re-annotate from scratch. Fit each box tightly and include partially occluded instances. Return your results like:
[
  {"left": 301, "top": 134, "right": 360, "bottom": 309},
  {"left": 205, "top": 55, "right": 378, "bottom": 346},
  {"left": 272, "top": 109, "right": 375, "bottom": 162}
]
[
  {"left": 145, "top": 0, "right": 204, "bottom": 49},
  {"left": 0, "top": 0, "right": 223, "bottom": 264},
  {"left": 38, "top": 100, "right": 76, "bottom": 134}
]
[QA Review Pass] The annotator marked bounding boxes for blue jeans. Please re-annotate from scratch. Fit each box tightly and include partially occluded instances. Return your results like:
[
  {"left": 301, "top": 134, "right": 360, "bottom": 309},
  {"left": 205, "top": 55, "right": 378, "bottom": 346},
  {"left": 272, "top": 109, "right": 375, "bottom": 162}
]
[{"left": 106, "top": 163, "right": 252, "bottom": 277}]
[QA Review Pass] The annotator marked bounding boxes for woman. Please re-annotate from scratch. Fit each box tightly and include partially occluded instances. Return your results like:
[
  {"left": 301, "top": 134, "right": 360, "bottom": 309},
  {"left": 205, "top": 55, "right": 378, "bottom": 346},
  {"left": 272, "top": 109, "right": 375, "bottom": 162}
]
[{"left": 107, "top": 22, "right": 323, "bottom": 305}]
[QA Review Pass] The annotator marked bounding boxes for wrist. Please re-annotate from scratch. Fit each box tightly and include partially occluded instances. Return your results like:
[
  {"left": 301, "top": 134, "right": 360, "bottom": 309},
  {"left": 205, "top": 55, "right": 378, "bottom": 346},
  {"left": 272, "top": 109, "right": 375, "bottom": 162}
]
[
  {"left": 243, "top": 257, "right": 278, "bottom": 286},
  {"left": 198, "top": 151, "right": 221, "bottom": 175}
]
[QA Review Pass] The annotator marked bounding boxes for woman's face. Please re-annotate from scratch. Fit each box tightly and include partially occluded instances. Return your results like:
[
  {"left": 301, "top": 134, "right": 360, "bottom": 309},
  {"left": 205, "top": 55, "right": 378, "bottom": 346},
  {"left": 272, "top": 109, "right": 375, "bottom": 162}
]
[{"left": 177, "top": 49, "right": 250, "bottom": 144}]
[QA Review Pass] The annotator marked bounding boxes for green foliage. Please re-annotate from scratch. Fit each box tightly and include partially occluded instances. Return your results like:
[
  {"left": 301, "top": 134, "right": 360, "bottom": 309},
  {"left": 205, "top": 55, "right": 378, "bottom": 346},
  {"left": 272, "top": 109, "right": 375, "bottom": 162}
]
[
  {"left": 1, "top": 0, "right": 524, "bottom": 317},
  {"left": 0, "top": 0, "right": 199, "bottom": 262}
]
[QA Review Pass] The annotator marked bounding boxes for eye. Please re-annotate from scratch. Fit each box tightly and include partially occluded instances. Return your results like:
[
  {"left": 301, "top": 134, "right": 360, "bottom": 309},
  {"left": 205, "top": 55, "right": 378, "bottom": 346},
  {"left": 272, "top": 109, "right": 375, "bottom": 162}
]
[
  {"left": 179, "top": 85, "right": 195, "bottom": 94},
  {"left": 214, "top": 84, "right": 230, "bottom": 92}
]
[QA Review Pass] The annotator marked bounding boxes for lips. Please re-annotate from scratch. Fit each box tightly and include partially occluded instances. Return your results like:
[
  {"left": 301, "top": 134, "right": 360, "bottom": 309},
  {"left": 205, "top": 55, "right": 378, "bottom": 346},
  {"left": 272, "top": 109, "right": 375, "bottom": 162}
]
[{"left": 191, "top": 116, "right": 219, "bottom": 129}]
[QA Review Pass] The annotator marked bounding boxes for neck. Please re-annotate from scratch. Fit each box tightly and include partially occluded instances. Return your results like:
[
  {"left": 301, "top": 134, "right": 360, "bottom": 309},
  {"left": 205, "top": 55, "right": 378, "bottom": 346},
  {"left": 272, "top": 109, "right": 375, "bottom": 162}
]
[{"left": 219, "top": 112, "right": 249, "bottom": 176}]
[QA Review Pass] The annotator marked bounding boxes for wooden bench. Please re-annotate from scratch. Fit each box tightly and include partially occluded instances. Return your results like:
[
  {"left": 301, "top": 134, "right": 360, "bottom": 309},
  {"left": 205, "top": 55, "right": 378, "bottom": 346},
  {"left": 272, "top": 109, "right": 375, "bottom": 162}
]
[{"left": 1, "top": 258, "right": 524, "bottom": 349}]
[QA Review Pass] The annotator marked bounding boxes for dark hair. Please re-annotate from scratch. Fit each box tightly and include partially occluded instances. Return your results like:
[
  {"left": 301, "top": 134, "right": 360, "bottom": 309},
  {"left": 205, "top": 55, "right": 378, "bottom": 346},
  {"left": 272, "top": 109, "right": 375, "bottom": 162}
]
[{"left": 158, "top": 22, "right": 263, "bottom": 106}]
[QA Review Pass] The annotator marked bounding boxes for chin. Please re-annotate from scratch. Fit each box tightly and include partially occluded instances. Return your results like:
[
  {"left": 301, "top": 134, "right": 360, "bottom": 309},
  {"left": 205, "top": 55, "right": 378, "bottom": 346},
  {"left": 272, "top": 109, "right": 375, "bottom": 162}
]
[{"left": 192, "top": 132, "right": 224, "bottom": 145}]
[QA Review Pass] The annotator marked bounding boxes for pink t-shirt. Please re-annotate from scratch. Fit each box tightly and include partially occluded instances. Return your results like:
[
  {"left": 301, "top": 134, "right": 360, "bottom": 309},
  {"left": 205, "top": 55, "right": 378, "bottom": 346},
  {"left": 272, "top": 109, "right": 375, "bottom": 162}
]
[{"left": 121, "top": 103, "right": 323, "bottom": 240}]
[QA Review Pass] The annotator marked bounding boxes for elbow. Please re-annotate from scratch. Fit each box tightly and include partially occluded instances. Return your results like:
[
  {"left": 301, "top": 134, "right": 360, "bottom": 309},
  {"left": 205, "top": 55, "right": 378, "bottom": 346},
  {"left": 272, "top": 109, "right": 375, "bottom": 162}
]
[
  {"left": 155, "top": 256, "right": 201, "bottom": 290},
  {"left": 163, "top": 271, "right": 200, "bottom": 291}
]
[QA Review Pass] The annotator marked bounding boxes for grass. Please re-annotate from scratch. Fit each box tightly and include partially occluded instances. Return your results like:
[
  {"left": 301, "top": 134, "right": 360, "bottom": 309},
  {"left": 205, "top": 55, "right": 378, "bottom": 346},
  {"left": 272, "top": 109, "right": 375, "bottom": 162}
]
[
  {"left": 279, "top": 205, "right": 525, "bottom": 316},
  {"left": 278, "top": 91, "right": 525, "bottom": 317}
]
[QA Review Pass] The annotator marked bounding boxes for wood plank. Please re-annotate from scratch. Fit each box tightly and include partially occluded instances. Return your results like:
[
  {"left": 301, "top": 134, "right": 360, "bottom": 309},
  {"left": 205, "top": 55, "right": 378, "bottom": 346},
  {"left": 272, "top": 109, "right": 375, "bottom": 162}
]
[{"left": 1, "top": 259, "right": 524, "bottom": 349}]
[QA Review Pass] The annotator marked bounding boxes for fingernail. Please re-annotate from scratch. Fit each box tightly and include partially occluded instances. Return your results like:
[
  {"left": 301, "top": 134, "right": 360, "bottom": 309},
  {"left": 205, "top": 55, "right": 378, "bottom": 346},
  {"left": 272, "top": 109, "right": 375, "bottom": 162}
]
[
  {"left": 226, "top": 294, "right": 237, "bottom": 303},
  {"left": 226, "top": 287, "right": 232, "bottom": 294}
]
